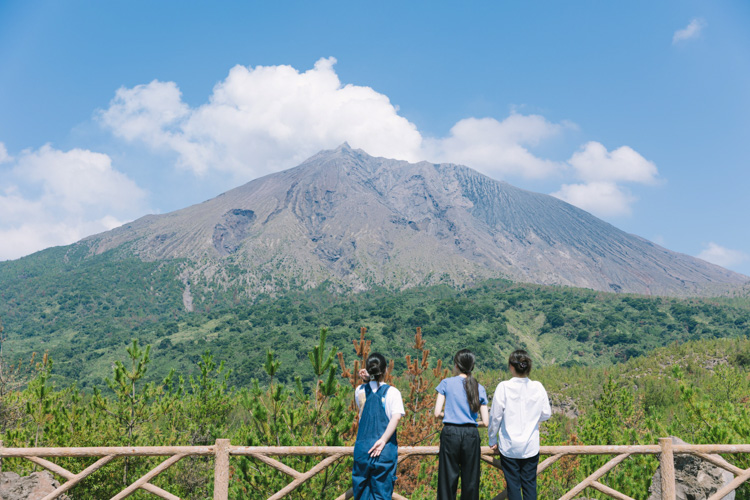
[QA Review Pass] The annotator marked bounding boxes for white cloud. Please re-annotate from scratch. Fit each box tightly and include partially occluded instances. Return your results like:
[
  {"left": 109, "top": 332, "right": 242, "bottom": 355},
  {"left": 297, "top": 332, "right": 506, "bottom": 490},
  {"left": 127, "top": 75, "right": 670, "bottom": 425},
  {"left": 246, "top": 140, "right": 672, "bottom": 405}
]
[
  {"left": 16, "top": 145, "right": 144, "bottom": 214},
  {"left": 673, "top": 18, "right": 706, "bottom": 44},
  {"left": 552, "top": 142, "right": 660, "bottom": 218},
  {"left": 100, "top": 58, "right": 573, "bottom": 182},
  {"left": 100, "top": 59, "right": 662, "bottom": 190},
  {"left": 423, "top": 115, "right": 567, "bottom": 179},
  {"left": 568, "top": 141, "right": 659, "bottom": 184},
  {"left": 0, "top": 144, "right": 147, "bottom": 261},
  {"left": 100, "top": 57, "right": 423, "bottom": 178},
  {"left": 552, "top": 181, "right": 636, "bottom": 217},
  {"left": 100, "top": 80, "right": 189, "bottom": 145},
  {"left": 697, "top": 242, "right": 749, "bottom": 269}
]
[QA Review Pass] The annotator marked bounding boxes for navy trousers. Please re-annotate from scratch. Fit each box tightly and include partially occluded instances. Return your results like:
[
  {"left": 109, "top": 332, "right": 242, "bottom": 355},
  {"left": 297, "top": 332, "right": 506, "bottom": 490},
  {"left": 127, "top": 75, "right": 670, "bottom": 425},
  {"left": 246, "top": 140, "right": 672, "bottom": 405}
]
[{"left": 500, "top": 453, "right": 539, "bottom": 500}]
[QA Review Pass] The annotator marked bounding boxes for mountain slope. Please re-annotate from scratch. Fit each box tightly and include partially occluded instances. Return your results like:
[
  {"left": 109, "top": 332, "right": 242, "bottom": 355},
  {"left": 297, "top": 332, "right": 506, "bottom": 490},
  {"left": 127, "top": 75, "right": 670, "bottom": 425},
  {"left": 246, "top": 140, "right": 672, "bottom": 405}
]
[{"left": 77, "top": 143, "right": 746, "bottom": 298}]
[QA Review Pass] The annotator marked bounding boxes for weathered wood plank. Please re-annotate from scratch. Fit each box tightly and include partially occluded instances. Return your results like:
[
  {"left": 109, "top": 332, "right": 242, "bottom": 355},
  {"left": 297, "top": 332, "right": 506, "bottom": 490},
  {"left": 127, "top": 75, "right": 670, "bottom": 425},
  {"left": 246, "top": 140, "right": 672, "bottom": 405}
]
[
  {"left": 40, "top": 455, "right": 116, "bottom": 500},
  {"left": 213, "top": 439, "right": 230, "bottom": 500},
  {"left": 1, "top": 446, "right": 213, "bottom": 457},
  {"left": 1, "top": 440, "right": 748, "bottom": 500},
  {"left": 559, "top": 453, "right": 632, "bottom": 500},
  {"left": 660, "top": 438, "right": 676, "bottom": 500},
  {"left": 111, "top": 453, "right": 187, "bottom": 500},
  {"left": 590, "top": 480, "right": 637, "bottom": 500},
  {"left": 267, "top": 453, "right": 343, "bottom": 500}
]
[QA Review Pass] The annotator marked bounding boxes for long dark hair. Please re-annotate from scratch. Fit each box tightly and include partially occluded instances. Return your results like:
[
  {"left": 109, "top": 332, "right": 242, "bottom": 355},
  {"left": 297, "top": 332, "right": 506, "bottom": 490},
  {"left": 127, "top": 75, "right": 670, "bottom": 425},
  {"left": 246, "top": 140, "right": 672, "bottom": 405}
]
[
  {"left": 509, "top": 349, "right": 532, "bottom": 376},
  {"left": 454, "top": 349, "right": 480, "bottom": 413},
  {"left": 366, "top": 352, "right": 388, "bottom": 382}
]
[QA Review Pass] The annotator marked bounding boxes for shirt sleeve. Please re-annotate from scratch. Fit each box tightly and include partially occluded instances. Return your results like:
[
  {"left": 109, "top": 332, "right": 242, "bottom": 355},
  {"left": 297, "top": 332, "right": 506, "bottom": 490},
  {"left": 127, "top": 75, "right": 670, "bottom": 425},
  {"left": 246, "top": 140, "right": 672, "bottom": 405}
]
[
  {"left": 436, "top": 378, "right": 447, "bottom": 395},
  {"left": 479, "top": 384, "right": 488, "bottom": 406},
  {"left": 386, "top": 387, "right": 406, "bottom": 419},
  {"left": 487, "top": 382, "right": 505, "bottom": 447},
  {"left": 355, "top": 385, "right": 365, "bottom": 411},
  {"left": 539, "top": 384, "right": 552, "bottom": 422}
]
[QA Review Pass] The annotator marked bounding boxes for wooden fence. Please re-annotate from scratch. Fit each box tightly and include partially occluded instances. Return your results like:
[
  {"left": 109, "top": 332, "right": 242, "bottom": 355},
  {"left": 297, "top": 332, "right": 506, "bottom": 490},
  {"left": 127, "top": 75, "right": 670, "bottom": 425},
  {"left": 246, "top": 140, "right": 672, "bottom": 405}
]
[{"left": 1, "top": 439, "right": 749, "bottom": 499}]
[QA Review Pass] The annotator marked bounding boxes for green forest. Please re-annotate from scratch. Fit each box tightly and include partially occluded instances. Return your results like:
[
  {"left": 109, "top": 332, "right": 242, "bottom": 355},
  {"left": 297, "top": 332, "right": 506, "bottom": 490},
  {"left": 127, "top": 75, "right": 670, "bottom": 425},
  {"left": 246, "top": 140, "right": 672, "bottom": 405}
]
[
  {"left": 2, "top": 249, "right": 750, "bottom": 497},
  {"left": 1, "top": 324, "right": 750, "bottom": 498},
  {"left": 2, "top": 248, "right": 750, "bottom": 389}
]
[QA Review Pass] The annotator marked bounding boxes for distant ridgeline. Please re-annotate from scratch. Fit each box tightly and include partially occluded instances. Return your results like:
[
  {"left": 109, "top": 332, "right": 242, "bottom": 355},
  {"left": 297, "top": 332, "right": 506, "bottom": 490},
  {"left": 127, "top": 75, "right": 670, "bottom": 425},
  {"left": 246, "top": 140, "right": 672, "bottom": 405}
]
[
  {"left": 1, "top": 243, "right": 749, "bottom": 389},
  {"left": 58, "top": 144, "right": 750, "bottom": 298}
]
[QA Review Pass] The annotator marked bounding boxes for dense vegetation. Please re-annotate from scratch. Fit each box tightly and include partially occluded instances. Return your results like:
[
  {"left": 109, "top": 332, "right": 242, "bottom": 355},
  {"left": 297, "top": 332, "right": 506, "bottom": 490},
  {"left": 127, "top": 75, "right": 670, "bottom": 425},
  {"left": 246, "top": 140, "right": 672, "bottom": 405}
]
[
  {"left": 2, "top": 249, "right": 750, "bottom": 497},
  {"left": 1, "top": 325, "right": 749, "bottom": 499},
  {"left": 2, "top": 249, "right": 750, "bottom": 389}
]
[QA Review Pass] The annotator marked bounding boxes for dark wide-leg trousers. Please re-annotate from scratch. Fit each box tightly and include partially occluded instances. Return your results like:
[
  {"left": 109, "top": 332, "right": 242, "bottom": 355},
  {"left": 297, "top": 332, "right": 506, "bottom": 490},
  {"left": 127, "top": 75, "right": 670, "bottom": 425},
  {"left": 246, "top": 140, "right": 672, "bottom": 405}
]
[
  {"left": 437, "top": 424, "right": 481, "bottom": 500},
  {"left": 500, "top": 453, "right": 539, "bottom": 500}
]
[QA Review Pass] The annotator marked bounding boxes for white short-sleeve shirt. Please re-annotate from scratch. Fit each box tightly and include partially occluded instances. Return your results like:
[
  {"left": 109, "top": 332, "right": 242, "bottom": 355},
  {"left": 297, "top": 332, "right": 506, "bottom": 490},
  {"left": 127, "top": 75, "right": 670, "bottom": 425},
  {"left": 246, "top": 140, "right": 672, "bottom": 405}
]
[{"left": 354, "top": 381, "right": 406, "bottom": 420}]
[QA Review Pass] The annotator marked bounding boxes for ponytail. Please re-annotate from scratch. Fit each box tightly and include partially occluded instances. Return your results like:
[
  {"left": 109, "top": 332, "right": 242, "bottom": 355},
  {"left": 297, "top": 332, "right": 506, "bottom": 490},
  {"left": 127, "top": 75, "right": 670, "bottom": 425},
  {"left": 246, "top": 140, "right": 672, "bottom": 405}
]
[{"left": 454, "top": 349, "right": 481, "bottom": 413}]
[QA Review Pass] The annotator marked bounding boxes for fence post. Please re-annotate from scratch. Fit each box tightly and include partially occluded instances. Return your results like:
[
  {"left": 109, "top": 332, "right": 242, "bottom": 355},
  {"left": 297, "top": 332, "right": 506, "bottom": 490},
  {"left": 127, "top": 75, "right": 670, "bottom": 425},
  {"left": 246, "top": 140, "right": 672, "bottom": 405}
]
[
  {"left": 214, "top": 439, "right": 231, "bottom": 500},
  {"left": 659, "top": 437, "right": 676, "bottom": 500}
]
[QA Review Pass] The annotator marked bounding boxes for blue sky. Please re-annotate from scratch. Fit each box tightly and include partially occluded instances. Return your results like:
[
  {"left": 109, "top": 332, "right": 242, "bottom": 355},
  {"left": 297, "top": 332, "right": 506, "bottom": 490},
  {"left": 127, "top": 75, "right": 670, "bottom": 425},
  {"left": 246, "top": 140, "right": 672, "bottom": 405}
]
[{"left": 1, "top": 1, "right": 749, "bottom": 276}]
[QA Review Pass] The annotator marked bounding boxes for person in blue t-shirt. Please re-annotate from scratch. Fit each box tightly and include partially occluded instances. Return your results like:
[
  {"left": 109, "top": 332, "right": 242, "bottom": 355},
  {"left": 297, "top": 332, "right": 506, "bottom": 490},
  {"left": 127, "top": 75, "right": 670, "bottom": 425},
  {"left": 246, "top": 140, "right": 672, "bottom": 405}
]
[{"left": 434, "top": 349, "right": 489, "bottom": 500}]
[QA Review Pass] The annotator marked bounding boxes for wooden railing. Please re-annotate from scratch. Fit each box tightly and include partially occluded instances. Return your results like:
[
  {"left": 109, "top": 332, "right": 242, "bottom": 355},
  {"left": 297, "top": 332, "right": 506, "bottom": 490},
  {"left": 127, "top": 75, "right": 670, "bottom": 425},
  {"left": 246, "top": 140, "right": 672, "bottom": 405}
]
[{"left": 1, "top": 439, "right": 749, "bottom": 499}]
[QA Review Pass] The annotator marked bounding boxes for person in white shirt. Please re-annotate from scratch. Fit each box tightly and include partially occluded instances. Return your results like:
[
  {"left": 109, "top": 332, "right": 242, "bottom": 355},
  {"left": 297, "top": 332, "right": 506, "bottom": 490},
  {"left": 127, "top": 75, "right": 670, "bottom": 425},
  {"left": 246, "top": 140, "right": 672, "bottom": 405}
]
[{"left": 487, "top": 350, "right": 551, "bottom": 500}]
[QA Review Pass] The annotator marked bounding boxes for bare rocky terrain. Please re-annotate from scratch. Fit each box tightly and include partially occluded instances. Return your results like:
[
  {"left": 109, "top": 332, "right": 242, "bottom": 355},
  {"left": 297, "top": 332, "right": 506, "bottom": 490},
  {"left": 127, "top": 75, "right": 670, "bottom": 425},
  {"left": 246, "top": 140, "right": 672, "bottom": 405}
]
[{"left": 79, "top": 144, "right": 747, "bottom": 299}]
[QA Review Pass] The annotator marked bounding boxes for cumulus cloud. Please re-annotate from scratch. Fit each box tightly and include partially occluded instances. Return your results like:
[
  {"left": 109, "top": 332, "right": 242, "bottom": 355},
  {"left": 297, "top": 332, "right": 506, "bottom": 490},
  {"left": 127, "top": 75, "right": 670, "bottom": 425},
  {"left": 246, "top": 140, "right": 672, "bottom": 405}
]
[
  {"left": 100, "top": 58, "right": 574, "bottom": 182},
  {"left": 423, "top": 115, "right": 566, "bottom": 179},
  {"left": 673, "top": 18, "right": 706, "bottom": 44},
  {"left": 100, "top": 80, "right": 189, "bottom": 145},
  {"left": 697, "top": 242, "right": 749, "bottom": 269},
  {"left": 552, "top": 182, "right": 636, "bottom": 217},
  {"left": 568, "top": 141, "right": 659, "bottom": 184},
  {"left": 0, "top": 144, "right": 147, "bottom": 260},
  {"left": 100, "top": 57, "right": 423, "bottom": 178},
  {"left": 551, "top": 142, "right": 660, "bottom": 217}
]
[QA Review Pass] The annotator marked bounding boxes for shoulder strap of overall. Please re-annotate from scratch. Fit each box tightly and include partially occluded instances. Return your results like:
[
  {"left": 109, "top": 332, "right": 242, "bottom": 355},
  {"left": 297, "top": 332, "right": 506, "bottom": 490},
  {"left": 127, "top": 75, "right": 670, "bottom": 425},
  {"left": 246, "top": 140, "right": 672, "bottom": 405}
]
[{"left": 363, "top": 383, "right": 373, "bottom": 396}]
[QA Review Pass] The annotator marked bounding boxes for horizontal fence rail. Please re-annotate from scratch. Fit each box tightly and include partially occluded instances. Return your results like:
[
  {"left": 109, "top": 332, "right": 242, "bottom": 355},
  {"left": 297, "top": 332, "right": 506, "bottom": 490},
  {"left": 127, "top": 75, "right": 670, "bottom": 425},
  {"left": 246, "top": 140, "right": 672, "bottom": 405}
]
[{"left": 1, "top": 439, "right": 750, "bottom": 499}]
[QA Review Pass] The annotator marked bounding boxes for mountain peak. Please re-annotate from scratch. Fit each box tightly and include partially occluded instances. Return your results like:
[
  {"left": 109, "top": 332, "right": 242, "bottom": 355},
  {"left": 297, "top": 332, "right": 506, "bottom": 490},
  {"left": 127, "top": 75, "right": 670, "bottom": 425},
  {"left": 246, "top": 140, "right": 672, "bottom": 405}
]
[
  {"left": 301, "top": 142, "right": 364, "bottom": 166},
  {"left": 82, "top": 146, "right": 748, "bottom": 297}
]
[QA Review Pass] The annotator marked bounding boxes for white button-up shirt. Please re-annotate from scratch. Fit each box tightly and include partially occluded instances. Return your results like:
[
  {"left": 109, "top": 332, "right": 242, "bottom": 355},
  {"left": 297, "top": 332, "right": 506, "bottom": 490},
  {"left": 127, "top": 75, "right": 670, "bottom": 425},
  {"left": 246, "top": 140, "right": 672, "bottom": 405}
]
[{"left": 488, "top": 377, "right": 551, "bottom": 458}]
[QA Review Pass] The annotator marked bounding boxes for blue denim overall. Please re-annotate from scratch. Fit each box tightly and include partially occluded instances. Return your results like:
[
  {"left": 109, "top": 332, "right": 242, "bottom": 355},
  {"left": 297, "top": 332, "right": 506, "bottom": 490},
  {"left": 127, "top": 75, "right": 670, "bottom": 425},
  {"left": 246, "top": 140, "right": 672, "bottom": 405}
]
[{"left": 352, "top": 383, "right": 398, "bottom": 499}]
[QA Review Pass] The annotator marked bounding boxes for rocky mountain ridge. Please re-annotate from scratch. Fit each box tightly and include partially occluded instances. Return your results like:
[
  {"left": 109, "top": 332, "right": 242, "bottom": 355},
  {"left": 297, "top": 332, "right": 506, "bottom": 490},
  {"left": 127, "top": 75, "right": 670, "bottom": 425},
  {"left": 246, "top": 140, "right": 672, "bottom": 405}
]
[{"left": 78, "top": 144, "right": 747, "bottom": 299}]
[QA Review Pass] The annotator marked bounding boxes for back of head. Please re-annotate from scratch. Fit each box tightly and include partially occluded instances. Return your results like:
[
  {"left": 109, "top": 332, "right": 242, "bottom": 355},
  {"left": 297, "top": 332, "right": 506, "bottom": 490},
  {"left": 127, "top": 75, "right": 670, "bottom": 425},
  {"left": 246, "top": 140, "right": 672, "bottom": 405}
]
[
  {"left": 453, "top": 349, "right": 475, "bottom": 374},
  {"left": 366, "top": 352, "right": 387, "bottom": 382},
  {"left": 509, "top": 349, "right": 532, "bottom": 376},
  {"left": 454, "top": 349, "right": 481, "bottom": 413}
]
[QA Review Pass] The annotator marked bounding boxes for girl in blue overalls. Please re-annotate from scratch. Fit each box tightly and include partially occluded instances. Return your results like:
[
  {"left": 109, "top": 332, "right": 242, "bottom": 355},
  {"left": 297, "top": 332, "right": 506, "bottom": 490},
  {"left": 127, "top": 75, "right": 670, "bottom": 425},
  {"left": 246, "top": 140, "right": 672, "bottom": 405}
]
[{"left": 353, "top": 352, "right": 405, "bottom": 499}]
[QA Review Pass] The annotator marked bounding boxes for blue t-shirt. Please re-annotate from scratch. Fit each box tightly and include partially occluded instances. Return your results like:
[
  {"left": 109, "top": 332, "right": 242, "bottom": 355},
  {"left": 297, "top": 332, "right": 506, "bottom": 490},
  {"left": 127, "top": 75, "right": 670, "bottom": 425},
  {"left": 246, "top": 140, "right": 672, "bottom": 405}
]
[{"left": 436, "top": 376, "right": 488, "bottom": 425}]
